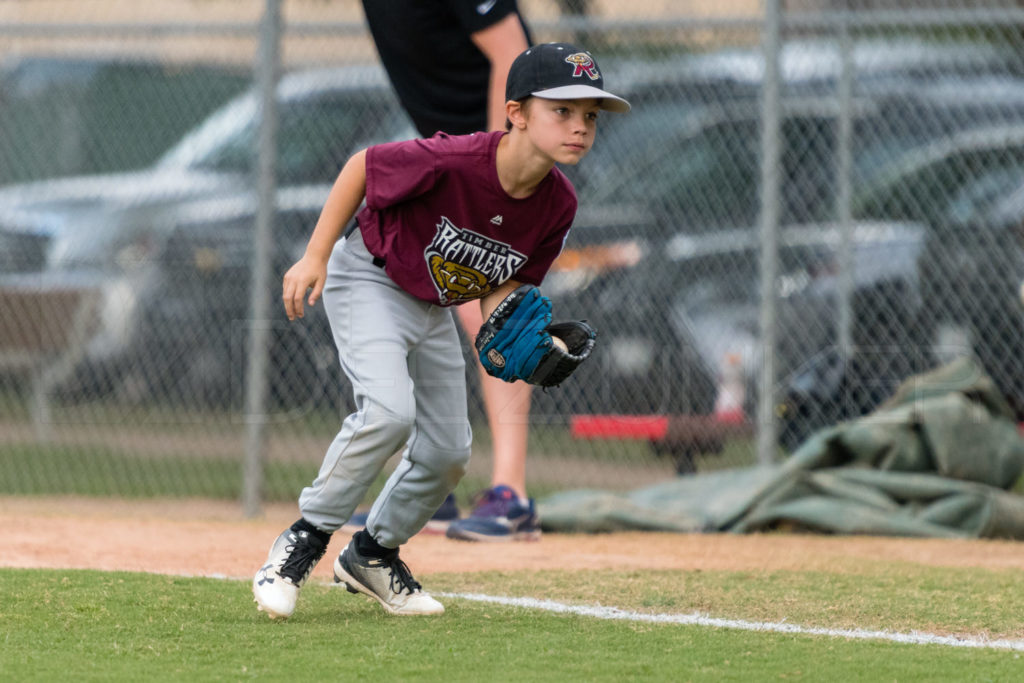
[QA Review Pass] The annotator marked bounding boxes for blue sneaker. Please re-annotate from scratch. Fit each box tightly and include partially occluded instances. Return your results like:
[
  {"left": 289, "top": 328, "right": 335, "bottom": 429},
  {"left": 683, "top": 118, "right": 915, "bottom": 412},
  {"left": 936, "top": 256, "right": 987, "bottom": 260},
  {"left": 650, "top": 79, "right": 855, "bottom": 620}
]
[
  {"left": 445, "top": 485, "right": 541, "bottom": 542},
  {"left": 345, "top": 493, "right": 460, "bottom": 535}
]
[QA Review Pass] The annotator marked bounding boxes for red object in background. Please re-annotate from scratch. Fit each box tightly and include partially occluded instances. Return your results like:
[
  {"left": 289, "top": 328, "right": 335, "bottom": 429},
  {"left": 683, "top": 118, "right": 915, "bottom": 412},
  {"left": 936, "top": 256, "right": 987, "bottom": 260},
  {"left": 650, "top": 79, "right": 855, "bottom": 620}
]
[
  {"left": 570, "top": 415, "right": 670, "bottom": 441},
  {"left": 571, "top": 413, "right": 753, "bottom": 460}
]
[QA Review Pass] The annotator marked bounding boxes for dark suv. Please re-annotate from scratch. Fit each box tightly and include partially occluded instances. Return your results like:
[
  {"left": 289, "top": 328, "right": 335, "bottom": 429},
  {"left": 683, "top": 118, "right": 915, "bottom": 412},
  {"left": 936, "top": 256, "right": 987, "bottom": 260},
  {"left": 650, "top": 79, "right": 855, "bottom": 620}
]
[{"left": 539, "top": 74, "right": 1024, "bottom": 454}]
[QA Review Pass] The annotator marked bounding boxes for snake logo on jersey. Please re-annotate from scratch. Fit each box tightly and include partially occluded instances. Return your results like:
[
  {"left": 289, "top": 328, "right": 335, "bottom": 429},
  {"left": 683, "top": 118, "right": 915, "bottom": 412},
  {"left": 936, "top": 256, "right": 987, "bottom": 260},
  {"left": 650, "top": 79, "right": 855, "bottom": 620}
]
[{"left": 425, "top": 216, "right": 527, "bottom": 305}]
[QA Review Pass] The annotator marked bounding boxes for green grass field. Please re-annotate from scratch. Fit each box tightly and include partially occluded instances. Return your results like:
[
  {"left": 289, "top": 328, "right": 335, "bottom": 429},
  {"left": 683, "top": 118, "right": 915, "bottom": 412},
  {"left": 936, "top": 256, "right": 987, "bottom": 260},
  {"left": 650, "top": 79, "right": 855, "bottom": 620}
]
[
  {"left": 3, "top": 564, "right": 1021, "bottom": 681},
  {"left": 4, "top": 407, "right": 1023, "bottom": 680}
]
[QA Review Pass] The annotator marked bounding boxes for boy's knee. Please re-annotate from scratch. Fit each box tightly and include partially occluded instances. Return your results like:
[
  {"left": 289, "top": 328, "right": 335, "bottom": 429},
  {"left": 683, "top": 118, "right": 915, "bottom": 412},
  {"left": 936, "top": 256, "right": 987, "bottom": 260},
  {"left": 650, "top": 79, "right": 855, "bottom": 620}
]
[
  {"left": 362, "top": 402, "right": 416, "bottom": 447},
  {"left": 437, "top": 435, "right": 472, "bottom": 485},
  {"left": 413, "top": 437, "right": 471, "bottom": 487},
  {"left": 441, "top": 446, "right": 471, "bottom": 481}
]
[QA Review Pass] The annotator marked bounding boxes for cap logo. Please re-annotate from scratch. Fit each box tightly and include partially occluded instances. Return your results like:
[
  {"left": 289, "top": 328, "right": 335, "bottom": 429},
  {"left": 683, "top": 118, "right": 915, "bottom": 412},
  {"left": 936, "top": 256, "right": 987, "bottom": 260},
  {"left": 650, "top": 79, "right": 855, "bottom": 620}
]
[{"left": 565, "top": 53, "right": 600, "bottom": 81}]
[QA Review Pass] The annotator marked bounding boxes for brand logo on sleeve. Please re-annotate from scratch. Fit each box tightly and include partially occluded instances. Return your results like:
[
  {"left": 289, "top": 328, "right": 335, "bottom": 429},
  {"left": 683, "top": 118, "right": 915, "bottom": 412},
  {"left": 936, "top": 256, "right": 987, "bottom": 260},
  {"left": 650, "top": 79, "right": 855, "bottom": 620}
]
[{"left": 424, "top": 216, "right": 527, "bottom": 305}]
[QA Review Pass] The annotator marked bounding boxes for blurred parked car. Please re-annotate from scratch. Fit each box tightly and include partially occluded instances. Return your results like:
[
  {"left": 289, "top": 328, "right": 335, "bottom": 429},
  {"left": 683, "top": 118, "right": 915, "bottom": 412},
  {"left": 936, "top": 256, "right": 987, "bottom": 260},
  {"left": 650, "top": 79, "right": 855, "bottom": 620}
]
[
  {"left": 540, "top": 74, "right": 1024, "bottom": 455},
  {"left": 0, "top": 65, "right": 410, "bottom": 406}
]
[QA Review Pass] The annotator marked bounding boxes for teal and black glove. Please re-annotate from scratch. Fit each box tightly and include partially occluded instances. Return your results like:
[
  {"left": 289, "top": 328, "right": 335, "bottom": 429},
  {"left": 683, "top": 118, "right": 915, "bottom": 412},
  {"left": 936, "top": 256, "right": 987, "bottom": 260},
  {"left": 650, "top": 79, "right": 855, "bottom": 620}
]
[
  {"left": 476, "top": 285, "right": 596, "bottom": 387},
  {"left": 476, "top": 285, "right": 553, "bottom": 383}
]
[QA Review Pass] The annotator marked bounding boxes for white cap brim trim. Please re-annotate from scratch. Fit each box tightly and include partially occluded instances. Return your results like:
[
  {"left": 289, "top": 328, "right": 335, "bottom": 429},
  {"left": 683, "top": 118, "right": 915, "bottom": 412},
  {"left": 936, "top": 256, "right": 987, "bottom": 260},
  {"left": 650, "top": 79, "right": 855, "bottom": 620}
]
[{"left": 531, "top": 85, "right": 631, "bottom": 112}]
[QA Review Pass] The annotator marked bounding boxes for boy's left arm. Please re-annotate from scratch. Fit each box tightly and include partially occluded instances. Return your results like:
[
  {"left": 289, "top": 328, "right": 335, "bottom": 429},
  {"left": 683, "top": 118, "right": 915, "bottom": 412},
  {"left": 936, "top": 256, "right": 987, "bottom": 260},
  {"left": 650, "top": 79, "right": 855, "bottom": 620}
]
[{"left": 479, "top": 279, "right": 525, "bottom": 320}]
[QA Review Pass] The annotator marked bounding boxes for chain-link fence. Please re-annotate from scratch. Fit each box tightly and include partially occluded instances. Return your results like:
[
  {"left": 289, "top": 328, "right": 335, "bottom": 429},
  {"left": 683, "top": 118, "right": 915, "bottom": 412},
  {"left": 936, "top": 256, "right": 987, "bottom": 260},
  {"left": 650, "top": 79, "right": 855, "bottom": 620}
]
[{"left": 3, "top": 0, "right": 1024, "bottom": 511}]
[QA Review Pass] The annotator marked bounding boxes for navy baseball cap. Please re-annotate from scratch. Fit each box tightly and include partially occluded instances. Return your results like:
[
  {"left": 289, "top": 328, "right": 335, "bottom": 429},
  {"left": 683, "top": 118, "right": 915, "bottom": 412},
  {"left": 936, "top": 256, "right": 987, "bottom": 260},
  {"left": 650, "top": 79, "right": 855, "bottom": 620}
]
[{"left": 505, "top": 42, "right": 631, "bottom": 113}]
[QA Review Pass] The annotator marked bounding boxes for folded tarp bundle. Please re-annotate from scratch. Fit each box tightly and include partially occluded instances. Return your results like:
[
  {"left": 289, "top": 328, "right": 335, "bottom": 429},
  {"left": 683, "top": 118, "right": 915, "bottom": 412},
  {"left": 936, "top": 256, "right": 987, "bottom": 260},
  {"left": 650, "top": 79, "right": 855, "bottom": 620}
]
[{"left": 540, "top": 358, "right": 1024, "bottom": 538}]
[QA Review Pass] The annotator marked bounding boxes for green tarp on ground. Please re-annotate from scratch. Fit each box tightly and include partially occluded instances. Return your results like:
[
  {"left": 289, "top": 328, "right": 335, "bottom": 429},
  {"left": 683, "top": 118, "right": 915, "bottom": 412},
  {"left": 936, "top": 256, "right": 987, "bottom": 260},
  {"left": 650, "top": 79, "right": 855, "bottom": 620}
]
[{"left": 540, "top": 358, "right": 1024, "bottom": 538}]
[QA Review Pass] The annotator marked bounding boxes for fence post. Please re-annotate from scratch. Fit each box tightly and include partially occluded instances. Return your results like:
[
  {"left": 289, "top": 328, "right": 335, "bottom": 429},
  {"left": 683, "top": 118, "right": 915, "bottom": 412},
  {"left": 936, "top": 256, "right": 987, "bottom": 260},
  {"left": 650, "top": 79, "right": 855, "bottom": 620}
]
[
  {"left": 756, "top": 0, "right": 782, "bottom": 466},
  {"left": 242, "top": 0, "right": 282, "bottom": 518},
  {"left": 837, "top": 2, "right": 855, "bottom": 362}
]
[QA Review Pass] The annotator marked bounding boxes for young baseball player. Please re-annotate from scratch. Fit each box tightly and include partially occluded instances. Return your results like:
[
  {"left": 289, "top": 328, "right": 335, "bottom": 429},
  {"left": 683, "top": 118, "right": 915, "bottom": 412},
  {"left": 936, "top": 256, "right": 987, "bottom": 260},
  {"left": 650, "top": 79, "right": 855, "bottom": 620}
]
[
  {"left": 253, "top": 42, "right": 630, "bottom": 618},
  {"left": 355, "top": 0, "right": 536, "bottom": 541}
]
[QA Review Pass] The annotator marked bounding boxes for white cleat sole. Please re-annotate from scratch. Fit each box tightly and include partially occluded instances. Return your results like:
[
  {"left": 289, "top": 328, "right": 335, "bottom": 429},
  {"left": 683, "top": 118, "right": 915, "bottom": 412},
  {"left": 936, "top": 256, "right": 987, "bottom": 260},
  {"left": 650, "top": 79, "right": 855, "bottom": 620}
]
[{"left": 253, "top": 597, "right": 290, "bottom": 620}]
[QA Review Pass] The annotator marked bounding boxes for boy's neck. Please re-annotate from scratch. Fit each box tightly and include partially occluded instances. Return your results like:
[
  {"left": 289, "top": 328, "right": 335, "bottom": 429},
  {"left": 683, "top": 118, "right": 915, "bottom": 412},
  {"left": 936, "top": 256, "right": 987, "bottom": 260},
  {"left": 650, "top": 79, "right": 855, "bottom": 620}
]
[{"left": 495, "top": 132, "right": 555, "bottom": 199}]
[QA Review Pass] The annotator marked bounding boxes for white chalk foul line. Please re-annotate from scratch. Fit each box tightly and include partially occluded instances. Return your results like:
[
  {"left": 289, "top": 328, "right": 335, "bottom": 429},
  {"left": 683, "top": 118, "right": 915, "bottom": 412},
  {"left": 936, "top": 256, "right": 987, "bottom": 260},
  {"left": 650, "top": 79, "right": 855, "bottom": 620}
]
[{"left": 440, "top": 592, "right": 1024, "bottom": 653}]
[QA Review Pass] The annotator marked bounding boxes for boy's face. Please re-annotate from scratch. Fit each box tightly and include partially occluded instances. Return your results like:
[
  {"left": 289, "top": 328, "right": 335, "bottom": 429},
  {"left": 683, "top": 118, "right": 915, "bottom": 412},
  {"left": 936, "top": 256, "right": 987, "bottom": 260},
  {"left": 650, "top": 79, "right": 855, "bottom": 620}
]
[{"left": 524, "top": 97, "right": 601, "bottom": 165}]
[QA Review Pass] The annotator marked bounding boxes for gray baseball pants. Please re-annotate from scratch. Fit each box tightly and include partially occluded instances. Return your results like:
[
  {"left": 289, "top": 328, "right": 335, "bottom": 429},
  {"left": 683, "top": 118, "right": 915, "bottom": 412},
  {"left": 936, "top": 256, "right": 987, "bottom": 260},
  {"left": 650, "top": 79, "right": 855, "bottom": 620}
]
[{"left": 298, "top": 228, "right": 472, "bottom": 548}]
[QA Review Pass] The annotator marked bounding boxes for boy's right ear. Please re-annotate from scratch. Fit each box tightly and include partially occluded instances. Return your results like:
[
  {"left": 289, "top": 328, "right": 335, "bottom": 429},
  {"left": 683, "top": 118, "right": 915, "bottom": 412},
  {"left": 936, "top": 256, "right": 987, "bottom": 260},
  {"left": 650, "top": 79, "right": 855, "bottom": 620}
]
[{"left": 506, "top": 100, "right": 527, "bottom": 130}]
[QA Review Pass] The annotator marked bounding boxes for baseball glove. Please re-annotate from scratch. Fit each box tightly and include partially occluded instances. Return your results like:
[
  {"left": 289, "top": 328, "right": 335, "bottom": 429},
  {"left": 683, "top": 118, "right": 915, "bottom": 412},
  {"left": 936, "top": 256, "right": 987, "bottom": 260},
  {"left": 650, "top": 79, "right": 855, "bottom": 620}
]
[
  {"left": 476, "top": 284, "right": 553, "bottom": 383},
  {"left": 475, "top": 284, "right": 596, "bottom": 387},
  {"left": 527, "top": 320, "right": 597, "bottom": 387}
]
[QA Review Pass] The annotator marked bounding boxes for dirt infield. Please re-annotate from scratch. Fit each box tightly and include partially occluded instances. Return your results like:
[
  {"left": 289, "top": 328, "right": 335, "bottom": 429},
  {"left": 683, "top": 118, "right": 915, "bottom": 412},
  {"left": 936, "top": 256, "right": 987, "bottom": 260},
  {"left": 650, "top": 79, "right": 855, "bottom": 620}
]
[{"left": 5, "top": 496, "right": 1024, "bottom": 580}]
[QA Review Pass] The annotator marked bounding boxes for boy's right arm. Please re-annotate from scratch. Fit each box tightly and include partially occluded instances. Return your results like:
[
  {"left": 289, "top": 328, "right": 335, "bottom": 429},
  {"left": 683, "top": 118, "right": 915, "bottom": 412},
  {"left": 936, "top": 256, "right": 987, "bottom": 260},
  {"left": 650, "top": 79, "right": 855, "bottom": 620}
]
[{"left": 282, "top": 149, "right": 367, "bottom": 320}]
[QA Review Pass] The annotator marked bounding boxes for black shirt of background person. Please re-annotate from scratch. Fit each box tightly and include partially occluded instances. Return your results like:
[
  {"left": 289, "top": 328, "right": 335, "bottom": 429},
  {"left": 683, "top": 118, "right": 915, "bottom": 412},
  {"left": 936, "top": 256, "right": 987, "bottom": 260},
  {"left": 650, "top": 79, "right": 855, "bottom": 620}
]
[{"left": 361, "top": 0, "right": 532, "bottom": 138}]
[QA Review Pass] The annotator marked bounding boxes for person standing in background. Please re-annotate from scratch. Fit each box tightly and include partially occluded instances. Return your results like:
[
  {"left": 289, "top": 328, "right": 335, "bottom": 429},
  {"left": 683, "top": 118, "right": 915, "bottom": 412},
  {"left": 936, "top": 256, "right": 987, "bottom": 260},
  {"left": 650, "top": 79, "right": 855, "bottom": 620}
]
[{"left": 358, "top": 0, "right": 540, "bottom": 541}]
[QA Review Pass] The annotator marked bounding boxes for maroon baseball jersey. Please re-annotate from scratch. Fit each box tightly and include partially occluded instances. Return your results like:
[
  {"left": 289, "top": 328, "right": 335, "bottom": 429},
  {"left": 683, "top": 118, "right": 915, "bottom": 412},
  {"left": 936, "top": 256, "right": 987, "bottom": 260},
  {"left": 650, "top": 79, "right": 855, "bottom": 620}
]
[{"left": 357, "top": 130, "right": 577, "bottom": 306}]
